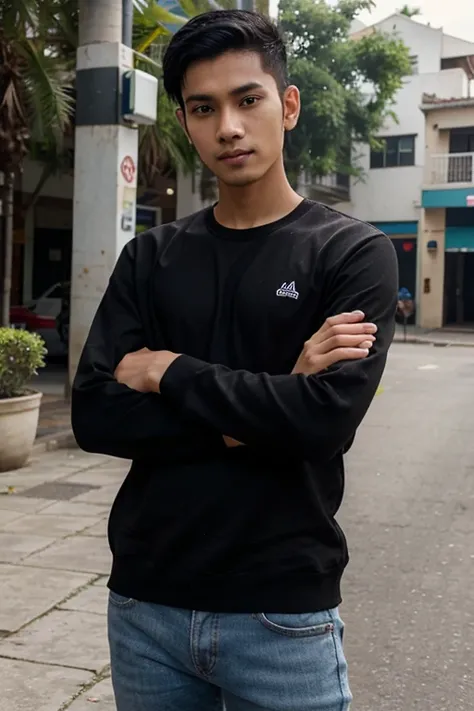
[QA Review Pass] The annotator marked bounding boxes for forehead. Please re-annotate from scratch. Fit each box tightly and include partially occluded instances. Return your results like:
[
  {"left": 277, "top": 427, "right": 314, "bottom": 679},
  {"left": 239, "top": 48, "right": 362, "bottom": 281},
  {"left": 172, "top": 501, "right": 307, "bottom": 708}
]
[{"left": 182, "top": 50, "right": 277, "bottom": 98}]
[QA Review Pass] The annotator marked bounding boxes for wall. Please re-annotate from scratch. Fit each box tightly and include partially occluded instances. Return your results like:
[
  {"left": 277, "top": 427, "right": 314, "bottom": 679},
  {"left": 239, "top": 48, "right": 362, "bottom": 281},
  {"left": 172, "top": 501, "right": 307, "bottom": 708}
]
[
  {"left": 419, "top": 208, "right": 446, "bottom": 328},
  {"left": 371, "top": 14, "right": 443, "bottom": 74},
  {"left": 338, "top": 69, "right": 467, "bottom": 223},
  {"left": 176, "top": 169, "right": 214, "bottom": 219},
  {"left": 20, "top": 159, "right": 74, "bottom": 201}
]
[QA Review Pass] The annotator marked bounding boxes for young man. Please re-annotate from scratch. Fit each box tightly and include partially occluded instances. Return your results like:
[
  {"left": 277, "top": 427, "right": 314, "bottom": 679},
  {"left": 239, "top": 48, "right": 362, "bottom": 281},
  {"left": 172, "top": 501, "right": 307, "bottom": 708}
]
[{"left": 72, "top": 10, "right": 397, "bottom": 711}]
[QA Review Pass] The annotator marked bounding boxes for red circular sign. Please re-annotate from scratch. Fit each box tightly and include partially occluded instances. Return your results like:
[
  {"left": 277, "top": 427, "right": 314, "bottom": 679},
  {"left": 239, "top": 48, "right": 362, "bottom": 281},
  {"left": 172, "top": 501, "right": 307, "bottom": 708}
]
[{"left": 121, "top": 155, "right": 136, "bottom": 183}]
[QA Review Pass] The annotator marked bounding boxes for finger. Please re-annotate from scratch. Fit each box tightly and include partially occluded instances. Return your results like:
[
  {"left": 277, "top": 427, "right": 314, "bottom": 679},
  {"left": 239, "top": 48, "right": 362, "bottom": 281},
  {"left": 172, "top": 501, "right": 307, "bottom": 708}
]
[
  {"left": 321, "top": 347, "right": 371, "bottom": 368},
  {"left": 312, "top": 322, "right": 377, "bottom": 344},
  {"left": 319, "top": 311, "right": 366, "bottom": 335},
  {"left": 317, "top": 333, "right": 375, "bottom": 353}
]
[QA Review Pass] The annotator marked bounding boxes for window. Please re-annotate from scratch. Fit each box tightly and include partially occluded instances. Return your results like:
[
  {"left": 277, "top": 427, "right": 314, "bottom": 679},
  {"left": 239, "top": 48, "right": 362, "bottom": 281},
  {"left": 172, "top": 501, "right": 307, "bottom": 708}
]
[{"left": 370, "top": 136, "right": 415, "bottom": 169}]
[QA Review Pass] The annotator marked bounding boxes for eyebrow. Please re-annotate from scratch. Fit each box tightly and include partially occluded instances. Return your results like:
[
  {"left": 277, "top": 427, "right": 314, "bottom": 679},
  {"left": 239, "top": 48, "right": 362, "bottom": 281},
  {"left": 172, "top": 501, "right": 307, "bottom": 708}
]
[{"left": 184, "top": 82, "right": 265, "bottom": 105}]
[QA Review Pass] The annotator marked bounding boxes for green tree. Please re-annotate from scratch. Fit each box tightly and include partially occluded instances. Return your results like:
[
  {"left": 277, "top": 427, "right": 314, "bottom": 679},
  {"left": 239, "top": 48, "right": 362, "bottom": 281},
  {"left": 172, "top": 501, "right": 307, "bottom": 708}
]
[
  {"left": 279, "top": 0, "right": 412, "bottom": 185},
  {"left": 398, "top": 5, "right": 421, "bottom": 17},
  {"left": 0, "top": 0, "right": 75, "bottom": 325}
]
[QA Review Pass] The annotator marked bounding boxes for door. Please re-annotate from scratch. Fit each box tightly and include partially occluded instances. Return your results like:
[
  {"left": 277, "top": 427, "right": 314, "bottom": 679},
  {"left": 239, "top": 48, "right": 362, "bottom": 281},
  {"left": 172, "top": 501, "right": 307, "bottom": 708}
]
[
  {"left": 444, "top": 252, "right": 474, "bottom": 326},
  {"left": 32, "top": 228, "right": 72, "bottom": 299}
]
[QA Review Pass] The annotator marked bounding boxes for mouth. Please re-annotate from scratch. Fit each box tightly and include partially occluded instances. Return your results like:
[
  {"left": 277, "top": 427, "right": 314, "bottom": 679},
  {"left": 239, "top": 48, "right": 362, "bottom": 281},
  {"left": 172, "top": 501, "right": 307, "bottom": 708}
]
[{"left": 217, "top": 150, "right": 254, "bottom": 166}]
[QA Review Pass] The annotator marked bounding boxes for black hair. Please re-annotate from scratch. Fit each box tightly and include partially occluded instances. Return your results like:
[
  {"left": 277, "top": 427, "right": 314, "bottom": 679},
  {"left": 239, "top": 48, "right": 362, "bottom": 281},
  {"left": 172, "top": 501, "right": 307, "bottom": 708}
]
[{"left": 162, "top": 10, "right": 288, "bottom": 109}]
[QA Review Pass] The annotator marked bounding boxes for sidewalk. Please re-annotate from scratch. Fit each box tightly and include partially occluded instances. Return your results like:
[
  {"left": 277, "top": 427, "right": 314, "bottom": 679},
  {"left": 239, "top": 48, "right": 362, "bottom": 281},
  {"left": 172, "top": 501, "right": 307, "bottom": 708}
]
[
  {"left": 394, "top": 324, "right": 474, "bottom": 347},
  {"left": 0, "top": 447, "right": 125, "bottom": 710}
]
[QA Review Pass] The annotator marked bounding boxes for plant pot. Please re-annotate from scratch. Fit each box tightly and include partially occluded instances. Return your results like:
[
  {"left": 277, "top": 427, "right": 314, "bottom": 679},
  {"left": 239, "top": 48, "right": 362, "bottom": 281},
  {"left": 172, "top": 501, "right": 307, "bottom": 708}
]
[{"left": 0, "top": 392, "right": 43, "bottom": 472}]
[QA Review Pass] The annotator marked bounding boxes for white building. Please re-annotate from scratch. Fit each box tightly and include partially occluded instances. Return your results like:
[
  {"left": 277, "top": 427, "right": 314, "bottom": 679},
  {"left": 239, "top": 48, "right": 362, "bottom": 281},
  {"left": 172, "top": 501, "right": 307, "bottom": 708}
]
[{"left": 332, "top": 14, "right": 474, "bottom": 306}]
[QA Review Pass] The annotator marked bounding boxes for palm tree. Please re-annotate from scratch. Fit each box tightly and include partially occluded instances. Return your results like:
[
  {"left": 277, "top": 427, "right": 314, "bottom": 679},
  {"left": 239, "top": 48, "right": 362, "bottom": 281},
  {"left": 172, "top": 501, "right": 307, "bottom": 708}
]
[
  {"left": 0, "top": 0, "right": 75, "bottom": 325},
  {"left": 133, "top": 1, "right": 197, "bottom": 185}
]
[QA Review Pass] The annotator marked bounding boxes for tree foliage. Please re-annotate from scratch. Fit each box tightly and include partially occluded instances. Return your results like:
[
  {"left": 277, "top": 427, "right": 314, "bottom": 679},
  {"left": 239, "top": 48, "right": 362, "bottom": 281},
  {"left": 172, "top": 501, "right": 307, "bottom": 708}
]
[
  {"left": 0, "top": 0, "right": 75, "bottom": 175},
  {"left": 398, "top": 5, "right": 421, "bottom": 18},
  {"left": 279, "top": 0, "right": 412, "bottom": 182}
]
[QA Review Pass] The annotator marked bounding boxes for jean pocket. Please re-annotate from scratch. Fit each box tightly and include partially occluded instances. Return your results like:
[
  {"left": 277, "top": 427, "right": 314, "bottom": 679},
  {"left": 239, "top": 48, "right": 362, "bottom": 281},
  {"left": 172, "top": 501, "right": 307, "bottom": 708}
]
[
  {"left": 253, "top": 610, "right": 336, "bottom": 638},
  {"left": 108, "top": 590, "right": 137, "bottom": 609}
]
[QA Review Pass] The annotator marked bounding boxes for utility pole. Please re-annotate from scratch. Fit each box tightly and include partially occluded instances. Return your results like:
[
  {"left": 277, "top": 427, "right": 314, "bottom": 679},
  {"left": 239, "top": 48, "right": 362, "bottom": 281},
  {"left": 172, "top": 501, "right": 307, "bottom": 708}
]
[
  {"left": 69, "top": 0, "right": 139, "bottom": 390},
  {"left": 236, "top": 0, "right": 256, "bottom": 9}
]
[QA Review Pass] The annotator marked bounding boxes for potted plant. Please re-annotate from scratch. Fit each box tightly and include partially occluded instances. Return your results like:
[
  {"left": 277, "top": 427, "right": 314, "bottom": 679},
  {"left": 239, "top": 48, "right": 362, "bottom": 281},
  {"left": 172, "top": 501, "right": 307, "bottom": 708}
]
[{"left": 0, "top": 327, "right": 47, "bottom": 472}]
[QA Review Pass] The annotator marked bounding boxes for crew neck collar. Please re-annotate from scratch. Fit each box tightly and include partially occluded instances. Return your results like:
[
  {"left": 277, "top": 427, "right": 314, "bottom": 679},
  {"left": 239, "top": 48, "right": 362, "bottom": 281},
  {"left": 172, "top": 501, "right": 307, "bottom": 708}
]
[{"left": 205, "top": 198, "right": 314, "bottom": 241}]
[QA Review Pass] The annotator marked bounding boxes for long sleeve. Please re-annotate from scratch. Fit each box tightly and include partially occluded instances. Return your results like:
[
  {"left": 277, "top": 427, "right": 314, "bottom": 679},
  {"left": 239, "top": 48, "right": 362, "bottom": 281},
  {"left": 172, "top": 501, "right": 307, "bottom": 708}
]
[
  {"left": 160, "top": 232, "right": 398, "bottom": 461},
  {"left": 71, "top": 239, "right": 225, "bottom": 461}
]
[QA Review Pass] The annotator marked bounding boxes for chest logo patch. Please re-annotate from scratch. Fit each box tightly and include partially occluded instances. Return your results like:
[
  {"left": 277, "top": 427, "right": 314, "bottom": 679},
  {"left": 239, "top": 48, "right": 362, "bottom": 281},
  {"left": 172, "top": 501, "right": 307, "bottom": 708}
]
[{"left": 276, "top": 281, "right": 299, "bottom": 300}]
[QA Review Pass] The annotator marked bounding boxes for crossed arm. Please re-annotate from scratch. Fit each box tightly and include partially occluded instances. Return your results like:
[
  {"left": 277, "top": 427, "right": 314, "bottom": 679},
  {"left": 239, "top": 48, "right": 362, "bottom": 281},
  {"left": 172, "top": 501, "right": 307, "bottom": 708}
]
[{"left": 72, "top": 235, "right": 397, "bottom": 461}]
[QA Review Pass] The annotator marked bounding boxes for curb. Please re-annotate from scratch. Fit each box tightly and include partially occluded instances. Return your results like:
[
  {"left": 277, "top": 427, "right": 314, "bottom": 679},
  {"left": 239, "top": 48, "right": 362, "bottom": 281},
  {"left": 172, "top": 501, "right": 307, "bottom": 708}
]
[
  {"left": 394, "top": 337, "right": 474, "bottom": 348},
  {"left": 33, "top": 428, "right": 78, "bottom": 455}
]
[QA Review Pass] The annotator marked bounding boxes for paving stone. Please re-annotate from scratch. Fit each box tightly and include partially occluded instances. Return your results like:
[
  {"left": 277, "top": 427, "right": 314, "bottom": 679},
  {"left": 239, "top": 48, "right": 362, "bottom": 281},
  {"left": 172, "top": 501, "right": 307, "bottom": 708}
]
[
  {"left": 3, "top": 513, "right": 103, "bottom": 537},
  {"left": 0, "top": 472, "right": 67, "bottom": 493},
  {"left": 65, "top": 469, "right": 126, "bottom": 487},
  {"left": 0, "top": 510, "right": 24, "bottom": 528},
  {"left": 29, "top": 450, "right": 108, "bottom": 471},
  {"left": 73, "top": 485, "right": 120, "bottom": 506},
  {"left": 0, "top": 657, "right": 92, "bottom": 711},
  {"left": 0, "top": 563, "right": 93, "bottom": 632},
  {"left": 19, "top": 481, "right": 100, "bottom": 501},
  {"left": 67, "top": 676, "right": 116, "bottom": 710},
  {"left": 0, "top": 533, "right": 55, "bottom": 564},
  {"left": 24, "top": 535, "right": 111, "bottom": 575},
  {"left": 0, "top": 496, "right": 52, "bottom": 513},
  {"left": 59, "top": 580, "right": 109, "bottom": 615},
  {"left": 80, "top": 518, "right": 108, "bottom": 538},
  {"left": 40, "top": 501, "right": 109, "bottom": 517},
  {"left": 0, "top": 608, "right": 109, "bottom": 672}
]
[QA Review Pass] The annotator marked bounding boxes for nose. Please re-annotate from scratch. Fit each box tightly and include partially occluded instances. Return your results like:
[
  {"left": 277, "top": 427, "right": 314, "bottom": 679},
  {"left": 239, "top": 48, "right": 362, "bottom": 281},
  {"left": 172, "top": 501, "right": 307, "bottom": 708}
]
[{"left": 216, "top": 108, "right": 244, "bottom": 143}]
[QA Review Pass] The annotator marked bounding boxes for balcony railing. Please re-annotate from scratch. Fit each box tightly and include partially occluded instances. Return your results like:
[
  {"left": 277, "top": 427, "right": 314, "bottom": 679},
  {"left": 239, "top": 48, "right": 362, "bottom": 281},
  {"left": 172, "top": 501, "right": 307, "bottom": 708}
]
[
  {"left": 300, "top": 171, "right": 350, "bottom": 204},
  {"left": 426, "top": 152, "right": 474, "bottom": 185}
]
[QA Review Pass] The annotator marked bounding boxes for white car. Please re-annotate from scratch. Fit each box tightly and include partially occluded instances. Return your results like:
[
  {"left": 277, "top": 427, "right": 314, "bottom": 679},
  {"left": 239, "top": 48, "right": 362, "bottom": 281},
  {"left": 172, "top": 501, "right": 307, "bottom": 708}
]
[
  {"left": 29, "top": 283, "right": 63, "bottom": 318},
  {"left": 27, "top": 283, "right": 66, "bottom": 358}
]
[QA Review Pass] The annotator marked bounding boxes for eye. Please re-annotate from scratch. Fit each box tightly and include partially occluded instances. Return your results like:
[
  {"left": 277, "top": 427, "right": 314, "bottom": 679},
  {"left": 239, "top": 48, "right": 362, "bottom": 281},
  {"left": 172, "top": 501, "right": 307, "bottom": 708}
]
[
  {"left": 241, "top": 96, "right": 260, "bottom": 107},
  {"left": 192, "top": 105, "right": 213, "bottom": 115}
]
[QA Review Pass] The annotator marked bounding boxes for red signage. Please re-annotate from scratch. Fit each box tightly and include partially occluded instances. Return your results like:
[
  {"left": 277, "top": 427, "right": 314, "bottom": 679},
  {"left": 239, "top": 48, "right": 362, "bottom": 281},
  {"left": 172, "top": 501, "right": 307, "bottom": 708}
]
[{"left": 120, "top": 155, "right": 136, "bottom": 184}]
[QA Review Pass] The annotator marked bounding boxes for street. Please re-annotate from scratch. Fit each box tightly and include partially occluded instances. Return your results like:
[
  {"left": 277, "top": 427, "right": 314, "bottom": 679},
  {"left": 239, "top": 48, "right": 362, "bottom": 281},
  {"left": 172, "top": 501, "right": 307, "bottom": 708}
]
[
  {"left": 0, "top": 342, "right": 473, "bottom": 710},
  {"left": 341, "top": 343, "right": 474, "bottom": 710}
]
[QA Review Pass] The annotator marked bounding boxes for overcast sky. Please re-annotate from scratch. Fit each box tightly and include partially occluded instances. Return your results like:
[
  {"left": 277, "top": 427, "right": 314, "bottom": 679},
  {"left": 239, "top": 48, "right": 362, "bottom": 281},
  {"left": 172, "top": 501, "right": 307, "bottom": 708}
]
[{"left": 270, "top": 1, "right": 473, "bottom": 43}]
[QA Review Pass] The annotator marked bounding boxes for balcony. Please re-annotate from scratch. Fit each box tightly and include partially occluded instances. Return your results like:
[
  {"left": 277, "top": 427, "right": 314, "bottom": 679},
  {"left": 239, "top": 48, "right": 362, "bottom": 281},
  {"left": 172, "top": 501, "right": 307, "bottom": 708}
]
[
  {"left": 300, "top": 171, "right": 350, "bottom": 205},
  {"left": 425, "top": 152, "right": 474, "bottom": 187}
]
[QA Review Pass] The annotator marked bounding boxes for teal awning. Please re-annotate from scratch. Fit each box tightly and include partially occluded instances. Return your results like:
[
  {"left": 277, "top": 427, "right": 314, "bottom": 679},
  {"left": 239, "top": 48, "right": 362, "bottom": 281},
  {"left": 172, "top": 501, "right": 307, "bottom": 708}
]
[{"left": 445, "top": 227, "right": 474, "bottom": 252}]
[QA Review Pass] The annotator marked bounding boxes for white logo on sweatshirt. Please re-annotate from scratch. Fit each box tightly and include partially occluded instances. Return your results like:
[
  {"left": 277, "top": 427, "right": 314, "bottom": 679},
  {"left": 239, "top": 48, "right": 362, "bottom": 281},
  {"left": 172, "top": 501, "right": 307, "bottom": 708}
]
[{"left": 276, "top": 281, "right": 299, "bottom": 300}]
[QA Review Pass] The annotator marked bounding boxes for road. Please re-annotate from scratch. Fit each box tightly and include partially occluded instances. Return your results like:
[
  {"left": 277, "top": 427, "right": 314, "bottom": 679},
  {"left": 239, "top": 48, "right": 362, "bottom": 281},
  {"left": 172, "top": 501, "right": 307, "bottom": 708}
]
[
  {"left": 1, "top": 342, "right": 473, "bottom": 710},
  {"left": 339, "top": 343, "right": 474, "bottom": 710}
]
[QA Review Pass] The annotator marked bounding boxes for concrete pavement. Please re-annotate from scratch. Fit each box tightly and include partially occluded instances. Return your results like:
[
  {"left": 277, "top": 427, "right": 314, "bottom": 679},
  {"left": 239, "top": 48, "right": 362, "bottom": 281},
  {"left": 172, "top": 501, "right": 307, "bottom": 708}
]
[{"left": 1, "top": 342, "right": 473, "bottom": 709}]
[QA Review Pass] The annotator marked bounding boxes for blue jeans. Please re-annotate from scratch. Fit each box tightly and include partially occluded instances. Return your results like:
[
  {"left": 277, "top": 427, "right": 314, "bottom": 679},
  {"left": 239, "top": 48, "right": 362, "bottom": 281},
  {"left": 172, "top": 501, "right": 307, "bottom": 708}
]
[{"left": 108, "top": 591, "right": 352, "bottom": 710}]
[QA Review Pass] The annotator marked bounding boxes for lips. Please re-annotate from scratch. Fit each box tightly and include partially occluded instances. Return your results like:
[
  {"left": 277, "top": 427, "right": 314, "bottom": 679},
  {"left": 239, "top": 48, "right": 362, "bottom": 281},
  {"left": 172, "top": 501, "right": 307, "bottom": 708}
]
[{"left": 217, "top": 150, "right": 254, "bottom": 165}]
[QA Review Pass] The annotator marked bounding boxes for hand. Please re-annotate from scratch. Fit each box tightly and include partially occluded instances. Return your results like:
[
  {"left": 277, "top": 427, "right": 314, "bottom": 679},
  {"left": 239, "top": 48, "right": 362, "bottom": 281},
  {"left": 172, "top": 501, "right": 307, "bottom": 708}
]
[
  {"left": 292, "top": 311, "right": 377, "bottom": 375},
  {"left": 114, "top": 348, "right": 180, "bottom": 393},
  {"left": 223, "top": 435, "right": 244, "bottom": 448}
]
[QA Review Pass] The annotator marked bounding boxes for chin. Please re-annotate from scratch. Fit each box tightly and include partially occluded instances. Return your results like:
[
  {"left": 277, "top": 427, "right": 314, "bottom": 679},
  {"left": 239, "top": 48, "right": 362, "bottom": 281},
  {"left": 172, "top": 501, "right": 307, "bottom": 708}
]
[{"left": 218, "top": 170, "right": 265, "bottom": 188}]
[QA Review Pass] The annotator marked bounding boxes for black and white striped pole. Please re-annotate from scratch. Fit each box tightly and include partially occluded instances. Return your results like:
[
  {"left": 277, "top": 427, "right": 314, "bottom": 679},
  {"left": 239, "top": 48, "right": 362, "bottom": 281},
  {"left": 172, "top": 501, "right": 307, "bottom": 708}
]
[{"left": 69, "top": 0, "right": 157, "bottom": 388}]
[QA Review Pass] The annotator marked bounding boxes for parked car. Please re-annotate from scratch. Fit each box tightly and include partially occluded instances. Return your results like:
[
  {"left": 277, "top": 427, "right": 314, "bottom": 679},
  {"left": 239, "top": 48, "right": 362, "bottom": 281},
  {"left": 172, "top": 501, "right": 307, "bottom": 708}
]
[{"left": 9, "top": 282, "right": 68, "bottom": 358}]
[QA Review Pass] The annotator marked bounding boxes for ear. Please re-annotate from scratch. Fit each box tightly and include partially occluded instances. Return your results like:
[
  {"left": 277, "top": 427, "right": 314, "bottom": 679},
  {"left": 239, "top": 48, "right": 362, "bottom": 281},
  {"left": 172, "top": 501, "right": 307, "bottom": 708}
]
[
  {"left": 176, "top": 108, "right": 192, "bottom": 145},
  {"left": 282, "top": 85, "right": 300, "bottom": 132}
]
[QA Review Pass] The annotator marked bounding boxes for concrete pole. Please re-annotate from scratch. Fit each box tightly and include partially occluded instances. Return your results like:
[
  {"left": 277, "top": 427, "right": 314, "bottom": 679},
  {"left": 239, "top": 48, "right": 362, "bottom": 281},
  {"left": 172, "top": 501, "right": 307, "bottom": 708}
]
[
  {"left": 236, "top": 0, "right": 256, "bottom": 9},
  {"left": 69, "top": 0, "right": 139, "bottom": 389}
]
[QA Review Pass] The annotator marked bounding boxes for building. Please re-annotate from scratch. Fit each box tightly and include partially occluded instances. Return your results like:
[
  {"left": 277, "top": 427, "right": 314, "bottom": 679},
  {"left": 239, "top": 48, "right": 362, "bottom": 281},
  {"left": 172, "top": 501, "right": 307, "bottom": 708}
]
[
  {"left": 419, "top": 94, "right": 474, "bottom": 328},
  {"left": 9, "top": 157, "right": 176, "bottom": 310},
  {"left": 333, "top": 13, "right": 474, "bottom": 323}
]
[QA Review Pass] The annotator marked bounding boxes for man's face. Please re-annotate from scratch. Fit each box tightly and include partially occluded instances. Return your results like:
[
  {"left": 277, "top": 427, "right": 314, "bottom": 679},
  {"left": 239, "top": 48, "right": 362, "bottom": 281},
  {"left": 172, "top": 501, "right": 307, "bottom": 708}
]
[{"left": 178, "top": 51, "right": 299, "bottom": 187}]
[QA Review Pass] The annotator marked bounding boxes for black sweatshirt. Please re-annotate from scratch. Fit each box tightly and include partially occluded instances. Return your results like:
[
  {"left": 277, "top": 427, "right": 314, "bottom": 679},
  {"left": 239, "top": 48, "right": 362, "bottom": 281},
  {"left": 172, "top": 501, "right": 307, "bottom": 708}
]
[{"left": 72, "top": 199, "right": 398, "bottom": 613}]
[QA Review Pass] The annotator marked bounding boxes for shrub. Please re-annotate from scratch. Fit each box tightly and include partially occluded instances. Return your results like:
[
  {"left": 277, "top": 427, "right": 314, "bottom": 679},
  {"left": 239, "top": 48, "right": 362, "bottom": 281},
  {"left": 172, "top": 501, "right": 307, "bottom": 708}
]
[{"left": 0, "top": 328, "right": 47, "bottom": 399}]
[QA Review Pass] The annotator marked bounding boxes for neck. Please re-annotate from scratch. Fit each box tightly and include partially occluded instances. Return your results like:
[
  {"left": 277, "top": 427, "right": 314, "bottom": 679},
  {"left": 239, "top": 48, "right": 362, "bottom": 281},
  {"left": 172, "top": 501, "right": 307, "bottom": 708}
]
[{"left": 213, "top": 158, "right": 302, "bottom": 229}]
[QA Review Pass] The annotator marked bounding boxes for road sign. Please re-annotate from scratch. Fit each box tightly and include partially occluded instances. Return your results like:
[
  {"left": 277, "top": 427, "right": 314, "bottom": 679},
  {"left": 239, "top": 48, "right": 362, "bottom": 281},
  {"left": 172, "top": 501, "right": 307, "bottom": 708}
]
[{"left": 120, "top": 155, "right": 136, "bottom": 184}]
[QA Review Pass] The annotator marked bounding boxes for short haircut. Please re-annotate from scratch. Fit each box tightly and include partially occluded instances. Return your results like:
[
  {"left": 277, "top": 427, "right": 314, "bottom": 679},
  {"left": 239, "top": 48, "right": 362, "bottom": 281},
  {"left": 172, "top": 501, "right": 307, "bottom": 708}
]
[{"left": 163, "top": 10, "right": 288, "bottom": 109}]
